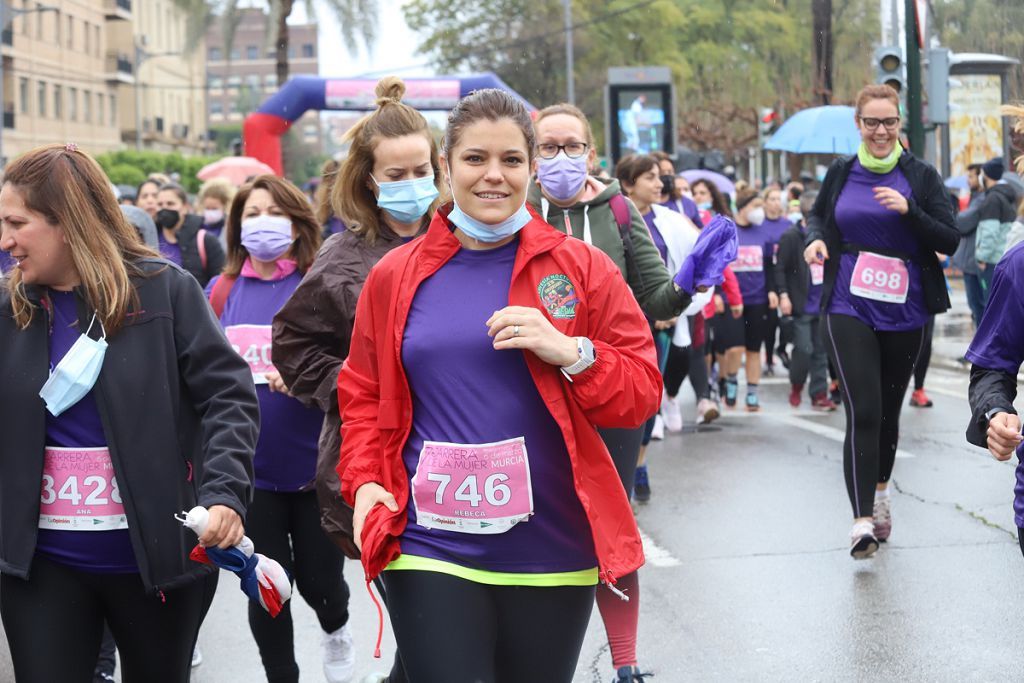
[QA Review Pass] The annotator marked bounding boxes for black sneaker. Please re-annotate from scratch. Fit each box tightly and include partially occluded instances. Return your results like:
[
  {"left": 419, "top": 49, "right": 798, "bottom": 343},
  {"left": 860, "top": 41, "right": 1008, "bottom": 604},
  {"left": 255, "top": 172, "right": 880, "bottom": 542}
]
[
  {"left": 633, "top": 466, "right": 651, "bottom": 503},
  {"left": 777, "top": 347, "right": 791, "bottom": 369},
  {"left": 614, "top": 665, "right": 654, "bottom": 682},
  {"left": 829, "top": 380, "right": 842, "bottom": 405}
]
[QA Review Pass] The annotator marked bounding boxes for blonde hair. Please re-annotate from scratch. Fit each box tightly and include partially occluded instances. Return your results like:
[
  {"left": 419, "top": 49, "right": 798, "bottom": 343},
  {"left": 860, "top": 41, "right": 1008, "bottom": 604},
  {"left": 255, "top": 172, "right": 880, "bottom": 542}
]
[
  {"left": 855, "top": 84, "right": 901, "bottom": 115},
  {"left": 315, "top": 158, "right": 341, "bottom": 225},
  {"left": 1001, "top": 104, "right": 1024, "bottom": 176},
  {"left": 197, "top": 177, "right": 236, "bottom": 209},
  {"left": 333, "top": 76, "right": 441, "bottom": 244},
  {"left": 5, "top": 144, "right": 158, "bottom": 334},
  {"left": 534, "top": 103, "right": 595, "bottom": 148}
]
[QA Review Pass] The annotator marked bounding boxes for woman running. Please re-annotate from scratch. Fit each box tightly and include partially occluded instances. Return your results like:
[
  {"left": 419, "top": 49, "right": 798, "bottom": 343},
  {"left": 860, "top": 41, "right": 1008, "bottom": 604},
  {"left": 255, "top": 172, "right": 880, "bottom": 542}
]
[
  {"left": 804, "top": 84, "right": 958, "bottom": 558},
  {"left": 0, "top": 143, "right": 259, "bottom": 683}
]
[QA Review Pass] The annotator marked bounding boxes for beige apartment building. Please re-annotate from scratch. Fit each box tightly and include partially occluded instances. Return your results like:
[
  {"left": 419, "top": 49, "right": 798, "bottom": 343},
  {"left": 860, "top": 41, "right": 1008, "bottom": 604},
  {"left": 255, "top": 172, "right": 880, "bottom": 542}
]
[{"left": 0, "top": 0, "right": 208, "bottom": 164}]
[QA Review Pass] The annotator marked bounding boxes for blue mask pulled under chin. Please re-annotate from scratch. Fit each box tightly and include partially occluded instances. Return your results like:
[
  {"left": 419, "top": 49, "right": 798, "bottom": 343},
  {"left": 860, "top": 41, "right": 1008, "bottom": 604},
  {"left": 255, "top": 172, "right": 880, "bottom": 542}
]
[{"left": 447, "top": 200, "right": 532, "bottom": 243}]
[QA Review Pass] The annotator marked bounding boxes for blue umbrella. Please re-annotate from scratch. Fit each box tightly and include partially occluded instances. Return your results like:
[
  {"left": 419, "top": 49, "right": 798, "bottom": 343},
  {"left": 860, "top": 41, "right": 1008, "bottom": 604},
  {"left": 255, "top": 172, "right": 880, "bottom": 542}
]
[{"left": 765, "top": 105, "right": 861, "bottom": 155}]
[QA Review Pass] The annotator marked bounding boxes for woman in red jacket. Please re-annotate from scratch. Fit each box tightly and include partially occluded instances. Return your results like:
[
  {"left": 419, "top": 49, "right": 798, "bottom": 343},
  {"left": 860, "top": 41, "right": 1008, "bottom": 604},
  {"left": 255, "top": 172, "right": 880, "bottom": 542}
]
[{"left": 337, "top": 89, "right": 671, "bottom": 681}]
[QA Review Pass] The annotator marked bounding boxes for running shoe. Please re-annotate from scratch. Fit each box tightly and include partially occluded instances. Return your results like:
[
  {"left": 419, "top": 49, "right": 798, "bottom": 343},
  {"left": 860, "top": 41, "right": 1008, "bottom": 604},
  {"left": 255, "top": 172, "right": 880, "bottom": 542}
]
[
  {"left": 849, "top": 520, "right": 879, "bottom": 559},
  {"left": 651, "top": 415, "right": 665, "bottom": 441},
  {"left": 191, "top": 646, "right": 202, "bottom": 668},
  {"left": 745, "top": 392, "right": 760, "bottom": 412},
  {"left": 763, "top": 363, "right": 776, "bottom": 377},
  {"left": 829, "top": 380, "right": 842, "bottom": 405},
  {"left": 696, "top": 398, "right": 720, "bottom": 425},
  {"left": 873, "top": 495, "right": 892, "bottom": 542},
  {"left": 909, "top": 388, "right": 934, "bottom": 407},
  {"left": 93, "top": 674, "right": 115, "bottom": 683},
  {"left": 724, "top": 380, "right": 738, "bottom": 407},
  {"left": 811, "top": 393, "right": 837, "bottom": 412},
  {"left": 613, "top": 665, "right": 654, "bottom": 682},
  {"left": 661, "top": 393, "right": 683, "bottom": 432},
  {"left": 633, "top": 466, "right": 651, "bottom": 503},
  {"left": 359, "top": 675, "right": 389, "bottom": 683},
  {"left": 322, "top": 624, "right": 356, "bottom": 683},
  {"left": 789, "top": 383, "right": 804, "bottom": 408},
  {"left": 777, "top": 347, "right": 791, "bottom": 369}
]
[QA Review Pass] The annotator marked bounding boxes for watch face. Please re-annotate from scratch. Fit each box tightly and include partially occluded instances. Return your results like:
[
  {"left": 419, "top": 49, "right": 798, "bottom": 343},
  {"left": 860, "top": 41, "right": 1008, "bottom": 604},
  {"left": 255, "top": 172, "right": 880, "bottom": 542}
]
[{"left": 580, "top": 338, "right": 595, "bottom": 362}]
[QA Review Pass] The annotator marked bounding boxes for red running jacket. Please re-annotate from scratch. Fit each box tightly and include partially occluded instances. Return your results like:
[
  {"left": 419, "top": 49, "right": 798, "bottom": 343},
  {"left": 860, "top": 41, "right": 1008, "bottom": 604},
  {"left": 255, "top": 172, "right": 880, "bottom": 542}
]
[{"left": 338, "top": 206, "right": 660, "bottom": 589}]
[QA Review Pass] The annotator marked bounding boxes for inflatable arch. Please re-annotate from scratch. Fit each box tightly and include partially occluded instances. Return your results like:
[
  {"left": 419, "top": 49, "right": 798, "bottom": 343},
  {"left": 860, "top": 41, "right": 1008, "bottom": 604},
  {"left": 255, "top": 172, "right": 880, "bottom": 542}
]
[{"left": 243, "top": 73, "right": 536, "bottom": 174}]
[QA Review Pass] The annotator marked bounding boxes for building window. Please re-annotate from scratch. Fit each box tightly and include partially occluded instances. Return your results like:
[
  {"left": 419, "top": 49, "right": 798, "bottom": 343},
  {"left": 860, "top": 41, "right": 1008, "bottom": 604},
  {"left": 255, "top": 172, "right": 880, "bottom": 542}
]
[
  {"left": 69, "top": 87, "right": 77, "bottom": 121},
  {"left": 54, "top": 9, "right": 60, "bottom": 44},
  {"left": 53, "top": 84, "right": 62, "bottom": 119},
  {"left": 66, "top": 15, "right": 73, "bottom": 48},
  {"left": 208, "top": 75, "right": 223, "bottom": 89},
  {"left": 210, "top": 101, "right": 223, "bottom": 115},
  {"left": 264, "top": 74, "right": 277, "bottom": 88},
  {"left": 287, "top": 46, "right": 295, "bottom": 59},
  {"left": 35, "top": 3, "right": 43, "bottom": 40},
  {"left": 226, "top": 75, "right": 242, "bottom": 90},
  {"left": 245, "top": 74, "right": 260, "bottom": 89},
  {"left": 94, "top": 25, "right": 100, "bottom": 56},
  {"left": 83, "top": 89, "right": 91, "bottom": 123},
  {"left": 246, "top": 45, "right": 258, "bottom": 60},
  {"left": 209, "top": 47, "right": 221, "bottom": 61},
  {"left": 302, "top": 43, "right": 314, "bottom": 58},
  {"left": 109, "top": 94, "right": 116, "bottom": 126},
  {"left": 19, "top": 78, "right": 28, "bottom": 114},
  {"left": 83, "top": 20, "right": 89, "bottom": 53},
  {"left": 229, "top": 100, "right": 239, "bottom": 114},
  {"left": 97, "top": 92, "right": 103, "bottom": 124},
  {"left": 229, "top": 47, "right": 239, "bottom": 60},
  {"left": 37, "top": 81, "right": 45, "bottom": 117}
]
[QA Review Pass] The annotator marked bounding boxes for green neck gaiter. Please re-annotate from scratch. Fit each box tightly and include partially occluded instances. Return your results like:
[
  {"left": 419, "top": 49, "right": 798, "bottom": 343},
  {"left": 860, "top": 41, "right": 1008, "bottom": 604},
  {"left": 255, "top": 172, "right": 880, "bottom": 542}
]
[{"left": 858, "top": 142, "right": 903, "bottom": 174}]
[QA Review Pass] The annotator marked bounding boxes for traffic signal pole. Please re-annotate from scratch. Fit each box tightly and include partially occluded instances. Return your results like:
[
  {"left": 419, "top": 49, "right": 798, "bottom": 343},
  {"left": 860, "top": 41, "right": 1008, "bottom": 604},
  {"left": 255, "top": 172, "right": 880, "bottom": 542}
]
[{"left": 904, "top": 0, "right": 924, "bottom": 156}]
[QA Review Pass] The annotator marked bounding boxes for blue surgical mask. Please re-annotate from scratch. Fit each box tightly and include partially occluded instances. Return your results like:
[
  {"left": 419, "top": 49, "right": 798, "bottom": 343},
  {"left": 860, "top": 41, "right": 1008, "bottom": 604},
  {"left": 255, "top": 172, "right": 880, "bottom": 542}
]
[
  {"left": 444, "top": 162, "right": 532, "bottom": 243},
  {"left": 39, "top": 313, "right": 108, "bottom": 417},
  {"left": 372, "top": 175, "right": 439, "bottom": 224},
  {"left": 697, "top": 201, "right": 712, "bottom": 211}
]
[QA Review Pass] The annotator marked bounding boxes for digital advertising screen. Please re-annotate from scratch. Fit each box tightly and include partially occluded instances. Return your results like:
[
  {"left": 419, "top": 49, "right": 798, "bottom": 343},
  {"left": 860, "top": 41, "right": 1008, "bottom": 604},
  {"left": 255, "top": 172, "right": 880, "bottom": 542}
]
[{"left": 608, "top": 84, "right": 673, "bottom": 165}]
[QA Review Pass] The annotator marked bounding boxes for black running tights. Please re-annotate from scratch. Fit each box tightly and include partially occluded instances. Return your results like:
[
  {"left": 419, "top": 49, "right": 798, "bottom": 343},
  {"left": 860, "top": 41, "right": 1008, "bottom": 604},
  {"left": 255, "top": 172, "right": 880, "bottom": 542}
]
[{"left": 824, "top": 313, "right": 924, "bottom": 518}]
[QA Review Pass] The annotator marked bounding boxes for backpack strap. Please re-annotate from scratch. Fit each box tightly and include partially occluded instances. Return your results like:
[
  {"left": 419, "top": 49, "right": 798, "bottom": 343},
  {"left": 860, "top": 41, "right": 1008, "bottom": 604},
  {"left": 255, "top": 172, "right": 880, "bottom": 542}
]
[
  {"left": 609, "top": 193, "right": 644, "bottom": 291},
  {"left": 208, "top": 274, "right": 238, "bottom": 319},
  {"left": 197, "top": 228, "right": 208, "bottom": 271}
]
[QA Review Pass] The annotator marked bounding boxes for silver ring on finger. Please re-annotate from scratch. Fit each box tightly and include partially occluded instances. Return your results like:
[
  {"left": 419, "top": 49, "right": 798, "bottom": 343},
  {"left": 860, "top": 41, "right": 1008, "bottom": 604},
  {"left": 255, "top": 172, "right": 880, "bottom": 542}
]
[{"left": 513, "top": 325, "right": 520, "bottom": 337}]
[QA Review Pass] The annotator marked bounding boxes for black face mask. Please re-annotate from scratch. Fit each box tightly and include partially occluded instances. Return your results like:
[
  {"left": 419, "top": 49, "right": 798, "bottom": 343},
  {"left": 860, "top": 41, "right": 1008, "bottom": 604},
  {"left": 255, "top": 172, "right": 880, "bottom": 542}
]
[
  {"left": 660, "top": 174, "right": 675, "bottom": 197},
  {"left": 155, "top": 209, "right": 181, "bottom": 229}
]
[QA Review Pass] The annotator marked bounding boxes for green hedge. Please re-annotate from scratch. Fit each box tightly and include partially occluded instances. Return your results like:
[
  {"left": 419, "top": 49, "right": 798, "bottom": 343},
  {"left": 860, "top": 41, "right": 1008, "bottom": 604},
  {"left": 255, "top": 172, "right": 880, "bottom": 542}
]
[{"left": 94, "top": 150, "right": 225, "bottom": 193}]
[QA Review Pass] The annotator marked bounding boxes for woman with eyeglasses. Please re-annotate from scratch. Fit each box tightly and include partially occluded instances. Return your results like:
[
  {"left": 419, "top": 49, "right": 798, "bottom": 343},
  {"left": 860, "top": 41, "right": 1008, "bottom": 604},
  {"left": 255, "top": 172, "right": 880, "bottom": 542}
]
[{"left": 804, "top": 84, "right": 958, "bottom": 559}]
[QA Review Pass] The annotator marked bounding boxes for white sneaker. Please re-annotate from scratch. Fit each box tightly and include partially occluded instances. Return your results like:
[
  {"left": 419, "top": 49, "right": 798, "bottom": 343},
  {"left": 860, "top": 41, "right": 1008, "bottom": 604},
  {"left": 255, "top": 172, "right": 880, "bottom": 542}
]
[
  {"left": 191, "top": 645, "right": 203, "bottom": 668},
  {"left": 661, "top": 393, "right": 683, "bottom": 432},
  {"left": 322, "top": 624, "right": 356, "bottom": 683},
  {"left": 696, "top": 398, "right": 720, "bottom": 425},
  {"left": 849, "top": 519, "right": 878, "bottom": 560},
  {"left": 651, "top": 415, "right": 665, "bottom": 440}
]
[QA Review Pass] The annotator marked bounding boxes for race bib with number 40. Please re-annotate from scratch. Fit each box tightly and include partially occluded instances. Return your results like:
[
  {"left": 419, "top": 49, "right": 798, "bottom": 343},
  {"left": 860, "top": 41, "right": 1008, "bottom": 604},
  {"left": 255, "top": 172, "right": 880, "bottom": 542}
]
[
  {"left": 39, "top": 447, "right": 127, "bottom": 531},
  {"left": 411, "top": 437, "right": 533, "bottom": 535},
  {"left": 225, "top": 324, "right": 275, "bottom": 384},
  {"left": 849, "top": 252, "right": 909, "bottom": 304}
]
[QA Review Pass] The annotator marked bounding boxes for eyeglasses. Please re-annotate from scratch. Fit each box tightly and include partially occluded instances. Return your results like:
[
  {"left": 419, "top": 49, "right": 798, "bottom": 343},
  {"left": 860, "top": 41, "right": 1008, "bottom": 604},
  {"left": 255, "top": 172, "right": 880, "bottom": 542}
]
[
  {"left": 859, "top": 116, "right": 901, "bottom": 131},
  {"left": 537, "top": 142, "right": 589, "bottom": 159}
]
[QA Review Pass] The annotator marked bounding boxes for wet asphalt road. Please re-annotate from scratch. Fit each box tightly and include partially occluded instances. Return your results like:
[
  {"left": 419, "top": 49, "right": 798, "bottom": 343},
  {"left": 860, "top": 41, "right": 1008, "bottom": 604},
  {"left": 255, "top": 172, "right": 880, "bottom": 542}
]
[{"left": 3, "top": 290, "right": 1022, "bottom": 681}]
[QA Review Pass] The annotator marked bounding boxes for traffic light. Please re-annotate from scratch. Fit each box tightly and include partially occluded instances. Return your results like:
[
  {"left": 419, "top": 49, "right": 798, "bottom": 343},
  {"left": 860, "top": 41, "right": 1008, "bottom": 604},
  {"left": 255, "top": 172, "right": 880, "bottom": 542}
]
[
  {"left": 926, "top": 47, "right": 950, "bottom": 124},
  {"left": 875, "top": 46, "right": 904, "bottom": 94},
  {"left": 759, "top": 108, "right": 777, "bottom": 137}
]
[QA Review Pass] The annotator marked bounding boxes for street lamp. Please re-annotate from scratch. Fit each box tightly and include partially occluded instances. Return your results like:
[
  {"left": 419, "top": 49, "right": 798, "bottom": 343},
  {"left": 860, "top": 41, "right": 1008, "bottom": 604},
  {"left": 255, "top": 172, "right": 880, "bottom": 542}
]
[
  {"left": 0, "top": 3, "right": 58, "bottom": 167},
  {"left": 133, "top": 42, "right": 182, "bottom": 151}
]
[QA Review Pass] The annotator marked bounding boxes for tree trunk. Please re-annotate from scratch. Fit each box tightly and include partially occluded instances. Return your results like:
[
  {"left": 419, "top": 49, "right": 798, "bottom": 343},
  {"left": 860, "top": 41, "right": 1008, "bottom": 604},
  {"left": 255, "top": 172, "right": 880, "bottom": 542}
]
[
  {"left": 812, "top": 0, "right": 833, "bottom": 105},
  {"left": 275, "top": 0, "right": 294, "bottom": 87}
]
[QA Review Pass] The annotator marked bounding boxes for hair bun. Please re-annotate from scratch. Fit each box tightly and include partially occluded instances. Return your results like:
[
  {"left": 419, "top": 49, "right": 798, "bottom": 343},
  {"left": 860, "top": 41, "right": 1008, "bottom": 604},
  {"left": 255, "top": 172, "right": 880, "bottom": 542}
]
[{"left": 375, "top": 76, "right": 406, "bottom": 107}]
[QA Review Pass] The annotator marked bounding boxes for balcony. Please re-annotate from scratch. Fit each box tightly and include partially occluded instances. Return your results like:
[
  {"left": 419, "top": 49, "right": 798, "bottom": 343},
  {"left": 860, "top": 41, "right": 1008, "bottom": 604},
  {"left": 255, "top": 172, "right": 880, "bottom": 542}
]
[
  {"left": 104, "top": 0, "right": 132, "bottom": 21},
  {"left": 105, "top": 52, "right": 134, "bottom": 84}
]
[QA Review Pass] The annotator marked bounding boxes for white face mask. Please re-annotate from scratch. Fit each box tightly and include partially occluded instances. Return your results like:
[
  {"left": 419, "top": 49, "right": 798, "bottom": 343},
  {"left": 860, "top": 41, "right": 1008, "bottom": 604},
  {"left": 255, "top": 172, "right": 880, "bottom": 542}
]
[
  {"left": 747, "top": 207, "right": 766, "bottom": 226},
  {"left": 39, "top": 313, "right": 107, "bottom": 416}
]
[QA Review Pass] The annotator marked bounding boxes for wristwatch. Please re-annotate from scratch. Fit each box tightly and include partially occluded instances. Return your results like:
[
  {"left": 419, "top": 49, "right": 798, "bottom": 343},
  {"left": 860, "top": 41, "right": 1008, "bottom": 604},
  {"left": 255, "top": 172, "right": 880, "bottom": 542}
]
[
  {"left": 985, "top": 407, "right": 1014, "bottom": 424},
  {"left": 561, "top": 337, "right": 596, "bottom": 378}
]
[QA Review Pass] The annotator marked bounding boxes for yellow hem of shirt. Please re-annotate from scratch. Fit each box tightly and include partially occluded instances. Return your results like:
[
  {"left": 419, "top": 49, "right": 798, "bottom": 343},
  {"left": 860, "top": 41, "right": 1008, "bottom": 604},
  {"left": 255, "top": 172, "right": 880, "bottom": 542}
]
[{"left": 384, "top": 554, "right": 599, "bottom": 587}]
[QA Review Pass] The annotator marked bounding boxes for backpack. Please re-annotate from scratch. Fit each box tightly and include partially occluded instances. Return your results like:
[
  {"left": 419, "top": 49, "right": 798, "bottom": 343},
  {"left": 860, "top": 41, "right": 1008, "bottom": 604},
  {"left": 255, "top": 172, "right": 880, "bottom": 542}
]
[
  {"left": 208, "top": 273, "right": 238, "bottom": 318},
  {"left": 608, "top": 193, "right": 643, "bottom": 290}
]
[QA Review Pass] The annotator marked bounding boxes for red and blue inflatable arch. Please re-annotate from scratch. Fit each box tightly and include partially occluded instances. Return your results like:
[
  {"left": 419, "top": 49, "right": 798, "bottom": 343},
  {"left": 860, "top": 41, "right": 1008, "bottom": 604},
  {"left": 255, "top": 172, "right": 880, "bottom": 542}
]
[{"left": 243, "top": 73, "right": 536, "bottom": 175}]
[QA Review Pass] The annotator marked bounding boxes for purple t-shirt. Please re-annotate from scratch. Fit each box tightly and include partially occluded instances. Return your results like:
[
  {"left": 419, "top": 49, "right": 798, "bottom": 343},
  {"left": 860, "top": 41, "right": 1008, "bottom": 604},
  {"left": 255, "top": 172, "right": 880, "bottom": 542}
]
[
  {"left": 36, "top": 290, "right": 137, "bottom": 573},
  {"left": 0, "top": 250, "right": 14, "bottom": 274},
  {"left": 643, "top": 210, "right": 669, "bottom": 265},
  {"left": 965, "top": 242, "right": 1024, "bottom": 526},
  {"left": 763, "top": 216, "right": 792, "bottom": 263},
  {"left": 324, "top": 216, "right": 346, "bottom": 236},
  {"left": 733, "top": 222, "right": 775, "bottom": 305},
  {"left": 661, "top": 196, "right": 701, "bottom": 226},
  {"left": 202, "top": 219, "right": 225, "bottom": 239},
  {"left": 828, "top": 161, "right": 929, "bottom": 331},
  {"left": 398, "top": 239, "right": 597, "bottom": 573},
  {"left": 214, "top": 272, "right": 322, "bottom": 491},
  {"left": 158, "top": 233, "right": 182, "bottom": 266}
]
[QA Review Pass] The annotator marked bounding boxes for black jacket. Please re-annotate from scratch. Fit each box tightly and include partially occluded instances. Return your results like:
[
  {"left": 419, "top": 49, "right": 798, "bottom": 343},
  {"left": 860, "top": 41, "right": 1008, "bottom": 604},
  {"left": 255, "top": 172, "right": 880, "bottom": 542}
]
[
  {"left": 0, "top": 260, "right": 259, "bottom": 592},
  {"left": 176, "top": 214, "right": 225, "bottom": 288},
  {"left": 805, "top": 152, "right": 959, "bottom": 315},
  {"left": 774, "top": 221, "right": 813, "bottom": 315}
]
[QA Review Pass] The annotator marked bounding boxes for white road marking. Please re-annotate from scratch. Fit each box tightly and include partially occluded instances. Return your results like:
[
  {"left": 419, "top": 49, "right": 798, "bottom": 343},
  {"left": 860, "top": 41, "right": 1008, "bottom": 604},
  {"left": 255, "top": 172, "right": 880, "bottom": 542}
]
[
  {"left": 771, "top": 414, "right": 916, "bottom": 458},
  {"left": 639, "top": 528, "right": 681, "bottom": 567}
]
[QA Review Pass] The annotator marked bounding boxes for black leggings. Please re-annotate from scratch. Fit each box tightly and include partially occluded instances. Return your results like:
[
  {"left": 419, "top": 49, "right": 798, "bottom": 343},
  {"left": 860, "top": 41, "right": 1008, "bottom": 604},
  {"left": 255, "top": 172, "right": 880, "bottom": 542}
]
[
  {"left": 382, "top": 570, "right": 594, "bottom": 683},
  {"left": 824, "top": 314, "right": 924, "bottom": 517},
  {"left": 246, "top": 489, "right": 350, "bottom": 683},
  {"left": 1, "top": 556, "right": 218, "bottom": 683},
  {"left": 764, "top": 307, "right": 780, "bottom": 361},
  {"left": 914, "top": 316, "right": 935, "bottom": 390},
  {"left": 665, "top": 318, "right": 710, "bottom": 400}
]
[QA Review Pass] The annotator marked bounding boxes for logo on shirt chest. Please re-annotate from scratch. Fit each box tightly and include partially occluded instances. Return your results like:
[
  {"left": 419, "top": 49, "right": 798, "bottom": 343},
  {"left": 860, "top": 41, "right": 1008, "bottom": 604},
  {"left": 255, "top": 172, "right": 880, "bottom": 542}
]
[{"left": 537, "top": 274, "right": 579, "bottom": 319}]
